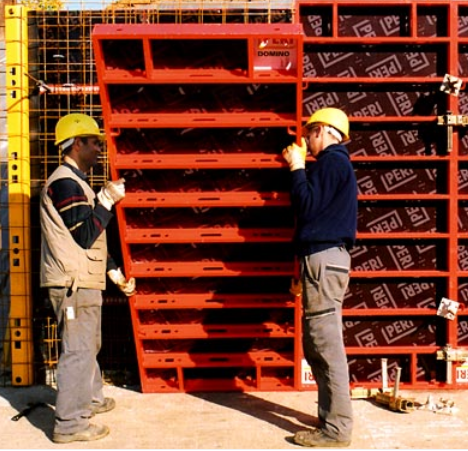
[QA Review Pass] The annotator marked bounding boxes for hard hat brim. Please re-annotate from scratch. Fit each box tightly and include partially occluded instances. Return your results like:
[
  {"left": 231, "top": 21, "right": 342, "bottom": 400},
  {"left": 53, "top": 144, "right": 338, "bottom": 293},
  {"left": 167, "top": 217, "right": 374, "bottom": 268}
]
[{"left": 55, "top": 132, "right": 105, "bottom": 146}]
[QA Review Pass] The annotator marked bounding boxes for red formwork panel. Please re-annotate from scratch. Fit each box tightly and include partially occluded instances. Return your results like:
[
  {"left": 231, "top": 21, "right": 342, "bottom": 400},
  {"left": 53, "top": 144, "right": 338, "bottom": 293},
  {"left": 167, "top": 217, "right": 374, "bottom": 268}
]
[
  {"left": 296, "top": 0, "right": 468, "bottom": 389},
  {"left": 93, "top": 22, "right": 305, "bottom": 392},
  {"left": 93, "top": 1, "right": 468, "bottom": 393}
]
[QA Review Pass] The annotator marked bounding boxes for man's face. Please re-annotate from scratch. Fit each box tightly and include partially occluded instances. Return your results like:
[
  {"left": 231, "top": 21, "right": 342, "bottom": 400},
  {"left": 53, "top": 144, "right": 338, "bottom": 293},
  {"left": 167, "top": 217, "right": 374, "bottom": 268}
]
[
  {"left": 77, "top": 136, "right": 103, "bottom": 171},
  {"left": 304, "top": 125, "right": 323, "bottom": 158}
]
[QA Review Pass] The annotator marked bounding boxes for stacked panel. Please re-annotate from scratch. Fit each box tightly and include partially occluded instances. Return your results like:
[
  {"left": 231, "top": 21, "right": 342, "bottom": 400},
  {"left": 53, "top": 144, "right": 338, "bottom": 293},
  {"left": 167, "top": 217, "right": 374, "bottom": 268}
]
[
  {"left": 93, "top": 23, "right": 305, "bottom": 392},
  {"left": 298, "top": 0, "right": 468, "bottom": 387}
]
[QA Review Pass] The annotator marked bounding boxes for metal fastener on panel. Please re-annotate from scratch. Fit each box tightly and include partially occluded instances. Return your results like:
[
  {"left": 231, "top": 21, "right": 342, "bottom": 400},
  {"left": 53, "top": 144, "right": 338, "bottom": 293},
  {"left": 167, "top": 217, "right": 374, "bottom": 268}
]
[
  {"left": 440, "top": 74, "right": 465, "bottom": 97},
  {"left": 437, "top": 111, "right": 468, "bottom": 152}
]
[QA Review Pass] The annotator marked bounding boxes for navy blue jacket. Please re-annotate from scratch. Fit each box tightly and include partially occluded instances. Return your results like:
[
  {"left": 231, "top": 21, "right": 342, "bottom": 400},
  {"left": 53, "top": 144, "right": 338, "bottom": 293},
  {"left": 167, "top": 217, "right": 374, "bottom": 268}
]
[{"left": 289, "top": 143, "right": 357, "bottom": 257}]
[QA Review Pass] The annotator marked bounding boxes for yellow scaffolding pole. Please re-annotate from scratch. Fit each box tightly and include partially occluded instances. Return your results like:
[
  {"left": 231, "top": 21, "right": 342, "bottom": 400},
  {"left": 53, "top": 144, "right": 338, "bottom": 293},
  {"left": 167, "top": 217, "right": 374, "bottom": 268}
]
[{"left": 5, "top": 4, "right": 33, "bottom": 386}]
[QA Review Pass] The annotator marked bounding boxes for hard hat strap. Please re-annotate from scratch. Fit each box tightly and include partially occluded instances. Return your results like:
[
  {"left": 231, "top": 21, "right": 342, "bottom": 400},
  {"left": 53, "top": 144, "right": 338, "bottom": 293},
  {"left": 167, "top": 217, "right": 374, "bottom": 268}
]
[
  {"left": 60, "top": 137, "right": 75, "bottom": 154},
  {"left": 323, "top": 125, "right": 342, "bottom": 143}
]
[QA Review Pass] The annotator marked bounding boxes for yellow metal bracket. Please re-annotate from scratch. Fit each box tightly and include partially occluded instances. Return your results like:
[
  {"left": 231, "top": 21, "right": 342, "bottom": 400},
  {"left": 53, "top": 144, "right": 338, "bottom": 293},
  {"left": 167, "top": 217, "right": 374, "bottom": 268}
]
[{"left": 5, "top": 5, "right": 34, "bottom": 386}]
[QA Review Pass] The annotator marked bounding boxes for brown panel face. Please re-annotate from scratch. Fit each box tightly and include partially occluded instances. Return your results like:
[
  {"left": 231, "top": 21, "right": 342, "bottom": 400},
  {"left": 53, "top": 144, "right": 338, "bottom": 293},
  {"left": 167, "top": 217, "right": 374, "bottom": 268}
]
[
  {"left": 351, "top": 242, "right": 441, "bottom": 271},
  {"left": 346, "top": 280, "right": 438, "bottom": 310},
  {"left": 355, "top": 165, "right": 442, "bottom": 195},
  {"left": 303, "top": 46, "right": 439, "bottom": 79},
  {"left": 458, "top": 320, "right": 468, "bottom": 346},
  {"left": 358, "top": 202, "right": 439, "bottom": 233},
  {"left": 344, "top": 318, "right": 436, "bottom": 347},
  {"left": 349, "top": 128, "right": 437, "bottom": 157}
]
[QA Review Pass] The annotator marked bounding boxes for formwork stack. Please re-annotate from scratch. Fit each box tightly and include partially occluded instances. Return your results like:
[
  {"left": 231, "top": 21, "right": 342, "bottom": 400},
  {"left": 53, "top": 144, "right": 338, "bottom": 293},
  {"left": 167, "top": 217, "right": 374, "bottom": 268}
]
[{"left": 3, "top": 0, "right": 468, "bottom": 393}]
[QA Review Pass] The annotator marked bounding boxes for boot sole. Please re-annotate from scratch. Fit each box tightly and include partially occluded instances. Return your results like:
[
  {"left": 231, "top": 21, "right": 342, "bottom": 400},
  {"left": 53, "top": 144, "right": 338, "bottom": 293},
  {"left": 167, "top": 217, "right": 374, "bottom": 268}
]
[
  {"left": 294, "top": 437, "right": 351, "bottom": 448},
  {"left": 52, "top": 428, "right": 109, "bottom": 443}
]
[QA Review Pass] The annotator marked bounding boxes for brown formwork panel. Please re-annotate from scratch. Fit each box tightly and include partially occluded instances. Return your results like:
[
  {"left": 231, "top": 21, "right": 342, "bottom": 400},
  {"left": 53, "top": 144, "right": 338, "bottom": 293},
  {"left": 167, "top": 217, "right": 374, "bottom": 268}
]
[{"left": 297, "top": 0, "right": 468, "bottom": 388}]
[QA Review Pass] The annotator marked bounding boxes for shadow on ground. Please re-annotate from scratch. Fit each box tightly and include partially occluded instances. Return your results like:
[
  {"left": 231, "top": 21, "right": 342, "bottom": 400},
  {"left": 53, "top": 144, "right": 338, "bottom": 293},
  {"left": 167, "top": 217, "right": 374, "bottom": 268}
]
[
  {"left": 190, "top": 391, "right": 319, "bottom": 435},
  {"left": 1, "top": 385, "right": 56, "bottom": 441}
]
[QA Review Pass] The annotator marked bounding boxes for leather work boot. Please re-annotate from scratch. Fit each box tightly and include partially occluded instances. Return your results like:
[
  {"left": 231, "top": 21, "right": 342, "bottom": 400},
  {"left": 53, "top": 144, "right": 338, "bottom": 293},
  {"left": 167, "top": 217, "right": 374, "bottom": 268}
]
[
  {"left": 293, "top": 429, "right": 351, "bottom": 448},
  {"left": 52, "top": 423, "right": 109, "bottom": 444},
  {"left": 91, "top": 397, "right": 116, "bottom": 415}
]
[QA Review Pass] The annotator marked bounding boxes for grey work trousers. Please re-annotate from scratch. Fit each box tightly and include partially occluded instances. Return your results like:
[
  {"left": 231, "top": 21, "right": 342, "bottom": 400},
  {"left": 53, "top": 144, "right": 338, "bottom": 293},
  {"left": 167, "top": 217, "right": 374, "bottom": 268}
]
[
  {"left": 49, "top": 287, "right": 105, "bottom": 434},
  {"left": 300, "top": 246, "right": 353, "bottom": 442}
]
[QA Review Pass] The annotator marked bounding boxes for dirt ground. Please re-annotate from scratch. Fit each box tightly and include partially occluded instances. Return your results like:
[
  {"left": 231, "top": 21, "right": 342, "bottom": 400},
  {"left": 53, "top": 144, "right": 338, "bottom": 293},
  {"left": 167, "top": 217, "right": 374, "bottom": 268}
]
[{"left": 1, "top": 383, "right": 467, "bottom": 449}]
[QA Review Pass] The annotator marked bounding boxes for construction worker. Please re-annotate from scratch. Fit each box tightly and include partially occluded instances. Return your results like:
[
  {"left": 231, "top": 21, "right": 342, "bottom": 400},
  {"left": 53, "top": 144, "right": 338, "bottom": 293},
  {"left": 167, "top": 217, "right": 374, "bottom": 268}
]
[
  {"left": 40, "top": 113, "right": 135, "bottom": 443},
  {"left": 282, "top": 107, "right": 357, "bottom": 448}
]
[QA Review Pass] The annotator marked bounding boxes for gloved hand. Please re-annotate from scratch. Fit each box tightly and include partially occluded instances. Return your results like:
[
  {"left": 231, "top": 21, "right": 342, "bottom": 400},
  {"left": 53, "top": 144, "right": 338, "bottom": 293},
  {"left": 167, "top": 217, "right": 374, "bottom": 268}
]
[
  {"left": 282, "top": 138, "right": 307, "bottom": 171},
  {"left": 107, "top": 267, "right": 136, "bottom": 296},
  {"left": 289, "top": 278, "right": 303, "bottom": 296},
  {"left": 97, "top": 178, "right": 126, "bottom": 210}
]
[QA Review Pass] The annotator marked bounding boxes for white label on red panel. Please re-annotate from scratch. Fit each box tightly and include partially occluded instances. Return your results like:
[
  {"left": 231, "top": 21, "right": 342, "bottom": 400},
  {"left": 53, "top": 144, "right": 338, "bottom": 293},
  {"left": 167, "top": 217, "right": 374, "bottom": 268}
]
[
  {"left": 254, "top": 38, "right": 297, "bottom": 71},
  {"left": 301, "top": 358, "right": 316, "bottom": 386},
  {"left": 456, "top": 366, "right": 468, "bottom": 383}
]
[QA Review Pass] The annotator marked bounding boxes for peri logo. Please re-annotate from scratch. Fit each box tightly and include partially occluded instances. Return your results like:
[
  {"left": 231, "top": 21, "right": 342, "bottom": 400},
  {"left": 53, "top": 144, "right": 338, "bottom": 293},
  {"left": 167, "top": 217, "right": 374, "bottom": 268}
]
[
  {"left": 352, "top": 19, "right": 377, "bottom": 38},
  {"left": 458, "top": 320, "right": 468, "bottom": 342},
  {"left": 380, "top": 15, "right": 401, "bottom": 36},
  {"left": 366, "top": 54, "right": 402, "bottom": 77},
  {"left": 381, "top": 167, "right": 417, "bottom": 192},
  {"left": 381, "top": 320, "right": 417, "bottom": 344},
  {"left": 317, "top": 51, "right": 350, "bottom": 69},
  {"left": 368, "top": 210, "right": 403, "bottom": 233}
]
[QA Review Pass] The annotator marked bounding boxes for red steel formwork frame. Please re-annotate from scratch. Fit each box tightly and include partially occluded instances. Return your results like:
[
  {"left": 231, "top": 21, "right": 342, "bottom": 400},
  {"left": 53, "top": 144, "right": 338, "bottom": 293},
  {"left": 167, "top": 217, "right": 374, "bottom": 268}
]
[
  {"left": 93, "top": 0, "right": 468, "bottom": 392},
  {"left": 93, "top": 22, "right": 305, "bottom": 392}
]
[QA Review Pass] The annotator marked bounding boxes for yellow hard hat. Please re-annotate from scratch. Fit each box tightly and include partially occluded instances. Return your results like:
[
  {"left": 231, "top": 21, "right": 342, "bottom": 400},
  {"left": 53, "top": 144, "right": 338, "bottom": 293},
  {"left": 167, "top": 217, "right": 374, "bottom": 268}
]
[
  {"left": 304, "top": 107, "right": 350, "bottom": 141},
  {"left": 55, "top": 113, "right": 104, "bottom": 145}
]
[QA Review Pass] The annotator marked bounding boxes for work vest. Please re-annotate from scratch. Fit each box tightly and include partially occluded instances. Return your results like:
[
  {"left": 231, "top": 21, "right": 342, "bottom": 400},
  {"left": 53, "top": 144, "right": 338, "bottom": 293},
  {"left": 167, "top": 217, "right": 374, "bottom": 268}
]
[{"left": 40, "top": 165, "right": 107, "bottom": 290}]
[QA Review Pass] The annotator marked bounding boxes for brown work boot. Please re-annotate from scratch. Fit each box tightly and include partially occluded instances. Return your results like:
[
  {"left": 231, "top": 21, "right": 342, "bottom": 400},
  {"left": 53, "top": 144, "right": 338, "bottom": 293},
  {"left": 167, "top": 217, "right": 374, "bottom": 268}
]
[
  {"left": 52, "top": 423, "right": 109, "bottom": 444},
  {"left": 91, "top": 397, "right": 116, "bottom": 415},
  {"left": 293, "top": 429, "right": 351, "bottom": 448}
]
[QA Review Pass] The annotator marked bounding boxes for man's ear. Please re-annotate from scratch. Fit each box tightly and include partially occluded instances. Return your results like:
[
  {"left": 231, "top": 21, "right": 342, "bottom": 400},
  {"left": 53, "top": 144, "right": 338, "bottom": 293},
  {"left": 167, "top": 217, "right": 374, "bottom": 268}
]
[{"left": 74, "top": 137, "right": 85, "bottom": 149}]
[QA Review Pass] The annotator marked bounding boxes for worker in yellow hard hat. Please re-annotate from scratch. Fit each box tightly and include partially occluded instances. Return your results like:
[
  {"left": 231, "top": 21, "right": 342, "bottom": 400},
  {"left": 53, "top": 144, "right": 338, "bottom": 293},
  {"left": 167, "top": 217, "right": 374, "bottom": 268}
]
[
  {"left": 40, "top": 113, "right": 135, "bottom": 444},
  {"left": 282, "top": 107, "right": 357, "bottom": 448},
  {"left": 54, "top": 111, "right": 105, "bottom": 147}
]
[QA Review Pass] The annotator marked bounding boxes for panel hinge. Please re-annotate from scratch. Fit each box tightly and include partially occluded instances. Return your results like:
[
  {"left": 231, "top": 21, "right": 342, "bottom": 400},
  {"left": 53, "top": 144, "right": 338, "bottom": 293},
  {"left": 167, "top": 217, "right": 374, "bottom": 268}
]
[
  {"left": 437, "top": 113, "right": 468, "bottom": 128},
  {"left": 436, "top": 345, "right": 468, "bottom": 362},
  {"left": 437, "top": 112, "right": 468, "bottom": 152}
]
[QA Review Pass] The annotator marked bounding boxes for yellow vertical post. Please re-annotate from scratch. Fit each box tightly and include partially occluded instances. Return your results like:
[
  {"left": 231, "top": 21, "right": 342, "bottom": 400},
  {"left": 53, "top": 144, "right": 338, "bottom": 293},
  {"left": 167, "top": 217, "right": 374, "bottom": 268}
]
[{"left": 5, "top": 5, "right": 33, "bottom": 386}]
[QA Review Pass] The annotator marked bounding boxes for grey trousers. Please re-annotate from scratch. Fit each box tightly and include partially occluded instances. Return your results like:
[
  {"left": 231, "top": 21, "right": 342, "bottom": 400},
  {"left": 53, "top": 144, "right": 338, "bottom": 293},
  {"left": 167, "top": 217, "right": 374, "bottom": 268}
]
[
  {"left": 300, "top": 246, "right": 353, "bottom": 442},
  {"left": 49, "top": 287, "right": 105, "bottom": 434}
]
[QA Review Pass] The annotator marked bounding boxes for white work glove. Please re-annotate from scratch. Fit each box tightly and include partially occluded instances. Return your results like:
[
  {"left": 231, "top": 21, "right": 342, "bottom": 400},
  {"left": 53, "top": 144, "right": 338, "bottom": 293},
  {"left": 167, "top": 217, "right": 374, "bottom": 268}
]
[
  {"left": 97, "top": 178, "right": 126, "bottom": 211},
  {"left": 282, "top": 138, "right": 307, "bottom": 171},
  {"left": 107, "top": 267, "right": 136, "bottom": 296}
]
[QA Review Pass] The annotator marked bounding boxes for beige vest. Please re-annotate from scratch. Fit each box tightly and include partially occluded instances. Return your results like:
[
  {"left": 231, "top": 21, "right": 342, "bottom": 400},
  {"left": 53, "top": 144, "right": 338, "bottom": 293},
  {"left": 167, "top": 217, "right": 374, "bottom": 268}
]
[{"left": 40, "top": 165, "right": 107, "bottom": 290}]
